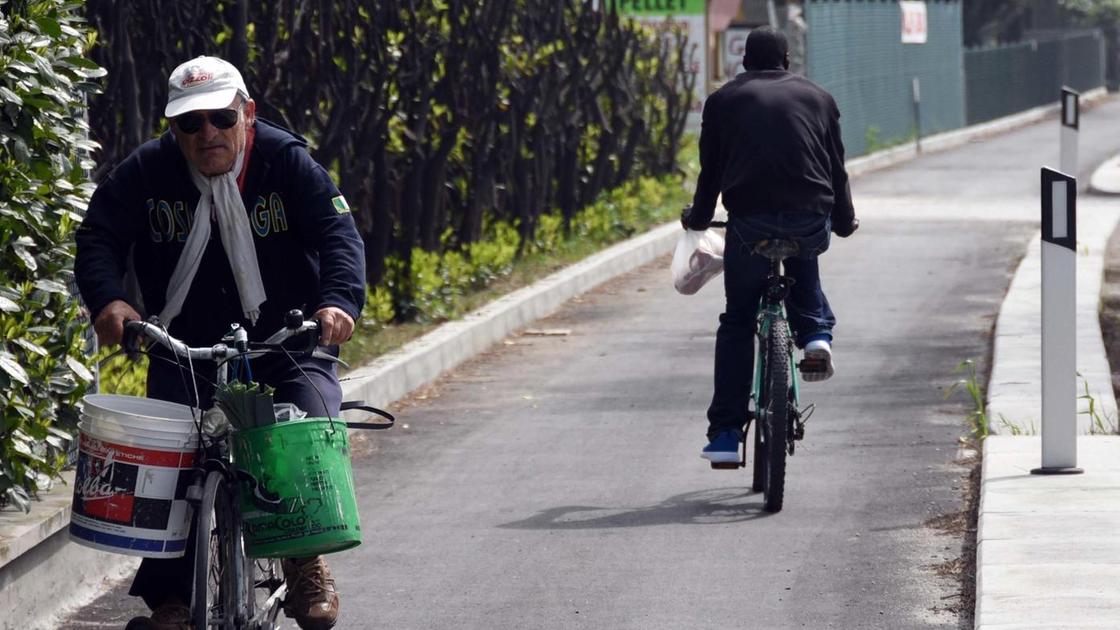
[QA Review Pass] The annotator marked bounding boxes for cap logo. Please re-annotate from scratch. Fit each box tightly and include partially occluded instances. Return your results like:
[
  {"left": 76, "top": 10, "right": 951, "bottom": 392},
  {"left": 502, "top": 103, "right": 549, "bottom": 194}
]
[{"left": 181, "top": 66, "right": 213, "bottom": 88}]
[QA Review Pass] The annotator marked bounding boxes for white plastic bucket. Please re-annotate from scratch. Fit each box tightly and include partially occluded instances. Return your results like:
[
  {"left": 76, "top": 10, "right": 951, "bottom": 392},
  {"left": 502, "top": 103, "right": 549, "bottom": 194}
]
[
  {"left": 83, "top": 394, "right": 197, "bottom": 424},
  {"left": 69, "top": 395, "right": 200, "bottom": 558}
]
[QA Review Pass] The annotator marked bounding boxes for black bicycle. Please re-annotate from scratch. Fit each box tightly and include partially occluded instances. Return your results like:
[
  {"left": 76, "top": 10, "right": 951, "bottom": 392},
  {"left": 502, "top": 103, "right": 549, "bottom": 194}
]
[{"left": 122, "top": 310, "right": 393, "bottom": 628}]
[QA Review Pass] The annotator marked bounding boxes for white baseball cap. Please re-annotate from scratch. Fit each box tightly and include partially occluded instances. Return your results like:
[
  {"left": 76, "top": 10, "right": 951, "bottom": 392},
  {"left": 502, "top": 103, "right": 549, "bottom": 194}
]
[{"left": 165, "top": 56, "right": 250, "bottom": 118}]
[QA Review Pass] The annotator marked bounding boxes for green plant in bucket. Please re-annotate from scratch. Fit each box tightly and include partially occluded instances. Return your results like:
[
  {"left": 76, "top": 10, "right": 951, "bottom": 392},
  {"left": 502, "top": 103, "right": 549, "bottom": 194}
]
[{"left": 215, "top": 381, "right": 276, "bottom": 430}]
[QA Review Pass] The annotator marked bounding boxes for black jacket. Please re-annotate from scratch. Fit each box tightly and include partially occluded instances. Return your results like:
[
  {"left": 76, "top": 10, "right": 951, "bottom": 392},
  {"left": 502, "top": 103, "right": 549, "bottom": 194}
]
[
  {"left": 76, "top": 119, "right": 366, "bottom": 347},
  {"left": 688, "top": 69, "right": 856, "bottom": 234}
]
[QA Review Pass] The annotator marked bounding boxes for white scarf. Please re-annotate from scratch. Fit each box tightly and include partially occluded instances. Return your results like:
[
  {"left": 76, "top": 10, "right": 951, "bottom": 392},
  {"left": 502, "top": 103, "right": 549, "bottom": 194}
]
[{"left": 160, "top": 147, "right": 267, "bottom": 327}]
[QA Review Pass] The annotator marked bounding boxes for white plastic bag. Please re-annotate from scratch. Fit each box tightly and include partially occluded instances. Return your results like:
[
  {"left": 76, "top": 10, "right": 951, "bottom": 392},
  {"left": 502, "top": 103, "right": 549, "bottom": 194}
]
[
  {"left": 671, "top": 227, "right": 725, "bottom": 295},
  {"left": 274, "top": 402, "right": 308, "bottom": 421}
]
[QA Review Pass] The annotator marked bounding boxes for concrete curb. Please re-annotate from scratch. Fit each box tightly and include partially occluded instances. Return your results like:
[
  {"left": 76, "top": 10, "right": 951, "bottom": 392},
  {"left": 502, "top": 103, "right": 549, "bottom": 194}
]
[
  {"left": 0, "top": 472, "right": 139, "bottom": 630},
  {"left": 976, "top": 142, "right": 1120, "bottom": 627},
  {"left": 3, "top": 92, "right": 1112, "bottom": 629},
  {"left": 1089, "top": 154, "right": 1120, "bottom": 195},
  {"left": 987, "top": 186, "right": 1120, "bottom": 434}
]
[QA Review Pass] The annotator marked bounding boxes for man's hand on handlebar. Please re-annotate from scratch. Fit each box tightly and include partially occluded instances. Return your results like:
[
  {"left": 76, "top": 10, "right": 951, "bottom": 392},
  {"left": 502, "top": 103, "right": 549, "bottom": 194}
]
[
  {"left": 93, "top": 299, "right": 142, "bottom": 346},
  {"left": 314, "top": 306, "right": 354, "bottom": 346}
]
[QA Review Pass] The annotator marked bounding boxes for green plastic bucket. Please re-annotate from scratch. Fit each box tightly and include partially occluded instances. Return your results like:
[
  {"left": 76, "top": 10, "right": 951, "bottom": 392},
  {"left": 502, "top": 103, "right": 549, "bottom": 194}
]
[{"left": 232, "top": 418, "right": 361, "bottom": 558}]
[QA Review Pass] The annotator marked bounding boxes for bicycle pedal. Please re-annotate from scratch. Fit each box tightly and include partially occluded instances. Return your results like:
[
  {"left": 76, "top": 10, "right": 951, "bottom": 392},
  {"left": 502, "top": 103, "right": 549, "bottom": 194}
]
[
  {"left": 799, "top": 358, "right": 828, "bottom": 374},
  {"left": 710, "top": 461, "right": 742, "bottom": 470}
]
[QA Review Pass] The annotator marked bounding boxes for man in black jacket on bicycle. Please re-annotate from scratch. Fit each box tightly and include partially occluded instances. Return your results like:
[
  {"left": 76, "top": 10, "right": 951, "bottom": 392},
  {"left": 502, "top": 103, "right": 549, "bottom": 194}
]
[
  {"left": 681, "top": 28, "right": 858, "bottom": 464},
  {"left": 76, "top": 56, "right": 361, "bottom": 630}
]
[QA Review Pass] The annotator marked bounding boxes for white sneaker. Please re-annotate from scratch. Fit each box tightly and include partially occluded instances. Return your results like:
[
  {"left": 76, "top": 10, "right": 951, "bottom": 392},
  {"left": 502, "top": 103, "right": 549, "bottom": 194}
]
[{"left": 801, "top": 339, "right": 834, "bottom": 382}]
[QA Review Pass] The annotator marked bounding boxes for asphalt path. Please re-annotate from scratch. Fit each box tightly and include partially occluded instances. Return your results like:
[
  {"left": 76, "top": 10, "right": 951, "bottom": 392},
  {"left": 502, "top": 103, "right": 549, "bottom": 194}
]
[{"left": 62, "top": 98, "right": 1120, "bottom": 629}]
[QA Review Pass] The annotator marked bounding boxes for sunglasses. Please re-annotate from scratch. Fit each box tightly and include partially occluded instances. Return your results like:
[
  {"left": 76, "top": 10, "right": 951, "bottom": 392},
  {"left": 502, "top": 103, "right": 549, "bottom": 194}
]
[{"left": 174, "top": 106, "right": 242, "bottom": 134}]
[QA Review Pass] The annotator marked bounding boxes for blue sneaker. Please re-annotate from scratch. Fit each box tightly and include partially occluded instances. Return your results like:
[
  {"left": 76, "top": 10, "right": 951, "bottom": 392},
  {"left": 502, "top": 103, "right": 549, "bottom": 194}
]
[{"left": 701, "top": 430, "right": 741, "bottom": 464}]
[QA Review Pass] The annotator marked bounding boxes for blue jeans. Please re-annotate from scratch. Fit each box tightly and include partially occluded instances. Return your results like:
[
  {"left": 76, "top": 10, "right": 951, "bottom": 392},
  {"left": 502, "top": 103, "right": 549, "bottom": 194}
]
[{"left": 707, "top": 212, "right": 836, "bottom": 439}]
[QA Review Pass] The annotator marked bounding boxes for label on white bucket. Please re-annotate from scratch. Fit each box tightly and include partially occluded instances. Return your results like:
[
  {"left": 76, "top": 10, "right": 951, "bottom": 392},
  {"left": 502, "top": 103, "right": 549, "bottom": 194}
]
[{"left": 70, "top": 432, "right": 195, "bottom": 558}]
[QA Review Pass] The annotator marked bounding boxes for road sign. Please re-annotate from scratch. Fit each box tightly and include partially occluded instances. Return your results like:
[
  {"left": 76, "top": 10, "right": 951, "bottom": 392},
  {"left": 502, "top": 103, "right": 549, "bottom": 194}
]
[{"left": 900, "top": 1, "right": 927, "bottom": 44}]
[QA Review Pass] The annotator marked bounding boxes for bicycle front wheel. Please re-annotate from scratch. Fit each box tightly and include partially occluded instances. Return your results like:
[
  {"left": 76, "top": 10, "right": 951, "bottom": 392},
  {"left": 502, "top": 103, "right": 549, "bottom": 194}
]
[
  {"left": 249, "top": 558, "right": 287, "bottom": 630},
  {"left": 760, "top": 321, "right": 791, "bottom": 513},
  {"left": 193, "top": 470, "right": 246, "bottom": 629}
]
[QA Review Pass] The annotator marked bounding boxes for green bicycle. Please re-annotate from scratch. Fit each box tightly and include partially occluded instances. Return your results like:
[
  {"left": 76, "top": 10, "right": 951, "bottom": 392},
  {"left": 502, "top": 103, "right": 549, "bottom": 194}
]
[{"left": 708, "top": 226, "right": 814, "bottom": 514}]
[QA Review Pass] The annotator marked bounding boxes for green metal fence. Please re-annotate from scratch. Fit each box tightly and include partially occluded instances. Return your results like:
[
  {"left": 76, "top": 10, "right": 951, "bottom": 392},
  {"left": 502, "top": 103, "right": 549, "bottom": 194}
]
[
  {"left": 804, "top": 0, "right": 965, "bottom": 158},
  {"left": 964, "top": 31, "right": 1106, "bottom": 125}
]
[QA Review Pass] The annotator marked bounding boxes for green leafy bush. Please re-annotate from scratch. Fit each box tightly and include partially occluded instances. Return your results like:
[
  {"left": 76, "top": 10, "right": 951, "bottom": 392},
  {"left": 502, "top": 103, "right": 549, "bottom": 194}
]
[
  {"left": 360, "top": 284, "right": 396, "bottom": 334},
  {"left": 351, "top": 160, "right": 692, "bottom": 337},
  {"left": 95, "top": 347, "right": 146, "bottom": 397},
  {"left": 467, "top": 221, "right": 520, "bottom": 289},
  {"left": 0, "top": 1, "right": 104, "bottom": 509}
]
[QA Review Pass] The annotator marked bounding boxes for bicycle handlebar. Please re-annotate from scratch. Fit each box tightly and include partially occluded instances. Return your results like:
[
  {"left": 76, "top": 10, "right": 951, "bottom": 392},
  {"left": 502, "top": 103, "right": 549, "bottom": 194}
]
[{"left": 124, "top": 310, "right": 321, "bottom": 363}]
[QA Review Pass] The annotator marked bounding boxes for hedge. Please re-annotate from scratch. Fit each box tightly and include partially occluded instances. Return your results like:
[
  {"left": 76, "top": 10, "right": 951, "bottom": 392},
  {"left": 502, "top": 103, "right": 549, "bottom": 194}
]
[{"left": 0, "top": 0, "right": 104, "bottom": 509}]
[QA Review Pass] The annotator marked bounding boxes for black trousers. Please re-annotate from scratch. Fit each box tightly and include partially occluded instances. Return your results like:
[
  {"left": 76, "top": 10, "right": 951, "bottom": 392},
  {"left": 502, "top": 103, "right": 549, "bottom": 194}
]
[
  {"left": 129, "top": 351, "right": 342, "bottom": 609},
  {"left": 706, "top": 213, "right": 836, "bottom": 440}
]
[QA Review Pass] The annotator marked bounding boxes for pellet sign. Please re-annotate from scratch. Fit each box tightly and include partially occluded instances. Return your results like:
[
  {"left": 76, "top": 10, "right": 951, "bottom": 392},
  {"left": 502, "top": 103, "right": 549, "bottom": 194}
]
[{"left": 615, "top": 0, "right": 704, "bottom": 15}]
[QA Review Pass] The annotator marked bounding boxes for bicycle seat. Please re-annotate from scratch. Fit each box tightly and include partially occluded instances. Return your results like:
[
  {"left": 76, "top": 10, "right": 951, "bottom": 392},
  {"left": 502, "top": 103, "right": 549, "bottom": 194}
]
[{"left": 752, "top": 238, "right": 799, "bottom": 261}]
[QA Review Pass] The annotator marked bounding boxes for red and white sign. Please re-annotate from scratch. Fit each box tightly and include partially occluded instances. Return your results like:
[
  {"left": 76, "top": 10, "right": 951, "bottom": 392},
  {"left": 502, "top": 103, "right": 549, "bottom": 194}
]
[{"left": 900, "top": 1, "right": 928, "bottom": 45}]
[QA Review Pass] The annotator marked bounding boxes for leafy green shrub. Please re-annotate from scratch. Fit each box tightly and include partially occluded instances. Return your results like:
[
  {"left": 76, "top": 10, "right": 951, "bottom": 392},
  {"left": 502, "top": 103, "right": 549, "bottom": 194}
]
[
  {"left": 0, "top": 1, "right": 104, "bottom": 509},
  {"left": 467, "top": 221, "right": 520, "bottom": 288},
  {"left": 570, "top": 172, "right": 693, "bottom": 245},
  {"left": 94, "top": 347, "right": 146, "bottom": 397},
  {"left": 526, "top": 212, "right": 564, "bottom": 256},
  {"left": 360, "top": 284, "right": 396, "bottom": 333},
  {"left": 409, "top": 248, "right": 461, "bottom": 324}
]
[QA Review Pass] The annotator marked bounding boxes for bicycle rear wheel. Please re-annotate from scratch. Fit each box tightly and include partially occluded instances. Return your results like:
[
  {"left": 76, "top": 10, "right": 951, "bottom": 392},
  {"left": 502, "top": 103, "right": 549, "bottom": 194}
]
[
  {"left": 760, "top": 321, "right": 790, "bottom": 513},
  {"left": 193, "top": 471, "right": 246, "bottom": 629}
]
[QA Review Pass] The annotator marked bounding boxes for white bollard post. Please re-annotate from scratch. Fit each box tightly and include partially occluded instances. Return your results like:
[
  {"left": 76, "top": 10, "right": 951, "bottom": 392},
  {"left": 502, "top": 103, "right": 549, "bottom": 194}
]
[
  {"left": 912, "top": 77, "right": 922, "bottom": 153},
  {"left": 1032, "top": 167, "right": 1083, "bottom": 475},
  {"left": 1060, "top": 87, "right": 1079, "bottom": 177}
]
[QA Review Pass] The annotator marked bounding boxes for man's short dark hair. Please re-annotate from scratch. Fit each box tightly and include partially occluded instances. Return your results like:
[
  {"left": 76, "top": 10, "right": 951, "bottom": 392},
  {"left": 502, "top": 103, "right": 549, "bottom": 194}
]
[{"left": 743, "top": 27, "right": 789, "bottom": 70}]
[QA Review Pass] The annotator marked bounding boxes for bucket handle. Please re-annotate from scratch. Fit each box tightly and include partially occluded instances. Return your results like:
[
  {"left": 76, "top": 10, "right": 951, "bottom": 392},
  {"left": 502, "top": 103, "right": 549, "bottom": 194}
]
[{"left": 339, "top": 400, "right": 396, "bottom": 430}]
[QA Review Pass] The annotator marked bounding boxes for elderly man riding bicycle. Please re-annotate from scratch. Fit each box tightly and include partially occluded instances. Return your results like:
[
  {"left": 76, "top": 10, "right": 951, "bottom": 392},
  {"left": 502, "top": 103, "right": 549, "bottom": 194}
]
[{"left": 76, "top": 55, "right": 365, "bottom": 630}]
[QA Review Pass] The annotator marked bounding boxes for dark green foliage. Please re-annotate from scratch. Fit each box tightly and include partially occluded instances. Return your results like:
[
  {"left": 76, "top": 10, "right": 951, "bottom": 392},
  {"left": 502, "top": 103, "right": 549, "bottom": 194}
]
[{"left": 0, "top": 0, "right": 105, "bottom": 508}]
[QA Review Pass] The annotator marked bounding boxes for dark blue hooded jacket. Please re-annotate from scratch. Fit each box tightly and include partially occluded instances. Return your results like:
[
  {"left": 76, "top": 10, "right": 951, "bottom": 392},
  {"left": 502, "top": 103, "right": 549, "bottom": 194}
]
[{"left": 76, "top": 119, "right": 365, "bottom": 348}]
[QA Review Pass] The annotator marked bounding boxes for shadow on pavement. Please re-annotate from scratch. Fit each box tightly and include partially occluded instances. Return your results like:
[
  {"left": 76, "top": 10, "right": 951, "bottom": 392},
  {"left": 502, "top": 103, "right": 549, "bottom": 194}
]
[{"left": 498, "top": 486, "right": 776, "bottom": 530}]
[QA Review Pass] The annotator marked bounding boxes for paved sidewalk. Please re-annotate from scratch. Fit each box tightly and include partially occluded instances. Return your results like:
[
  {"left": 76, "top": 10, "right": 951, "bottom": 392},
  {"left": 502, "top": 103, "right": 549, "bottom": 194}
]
[
  {"left": 978, "top": 156, "right": 1120, "bottom": 628},
  {"left": 977, "top": 436, "right": 1120, "bottom": 629}
]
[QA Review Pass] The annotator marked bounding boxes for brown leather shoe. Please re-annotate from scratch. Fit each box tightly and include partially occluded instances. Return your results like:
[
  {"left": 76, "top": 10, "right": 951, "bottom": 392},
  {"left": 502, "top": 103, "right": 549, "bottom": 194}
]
[
  {"left": 282, "top": 555, "right": 340, "bottom": 630},
  {"left": 124, "top": 601, "right": 191, "bottom": 630}
]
